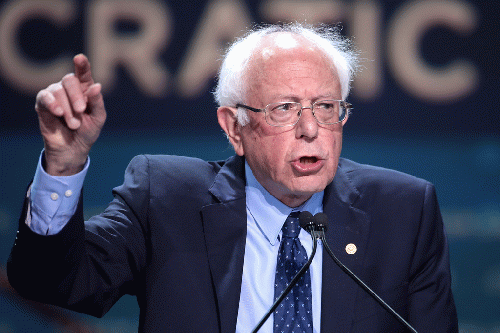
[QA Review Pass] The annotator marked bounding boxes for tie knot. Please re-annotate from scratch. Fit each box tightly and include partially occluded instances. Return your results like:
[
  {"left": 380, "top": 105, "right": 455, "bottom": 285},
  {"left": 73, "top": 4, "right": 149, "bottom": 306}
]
[{"left": 281, "top": 211, "right": 302, "bottom": 238}]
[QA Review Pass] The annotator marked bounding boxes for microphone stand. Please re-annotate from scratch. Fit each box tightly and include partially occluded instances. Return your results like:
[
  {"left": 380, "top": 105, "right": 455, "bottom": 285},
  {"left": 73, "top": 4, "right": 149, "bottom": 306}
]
[{"left": 316, "top": 219, "right": 418, "bottom": 333}]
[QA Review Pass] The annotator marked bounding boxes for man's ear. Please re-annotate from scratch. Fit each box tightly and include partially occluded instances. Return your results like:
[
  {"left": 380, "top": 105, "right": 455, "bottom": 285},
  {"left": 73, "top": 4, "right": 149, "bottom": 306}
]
[
  {"left": 341, "top": 112, "right": 348, "bottom": 126},
  {"left": 217, "top": 106, "right": 244, "bottom": 156}
]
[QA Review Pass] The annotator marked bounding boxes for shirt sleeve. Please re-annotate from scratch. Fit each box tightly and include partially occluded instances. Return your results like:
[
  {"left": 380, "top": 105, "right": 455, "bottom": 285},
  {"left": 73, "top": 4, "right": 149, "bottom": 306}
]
[{"left": 28, "top": 151, "right": 89, "bottom": 235}]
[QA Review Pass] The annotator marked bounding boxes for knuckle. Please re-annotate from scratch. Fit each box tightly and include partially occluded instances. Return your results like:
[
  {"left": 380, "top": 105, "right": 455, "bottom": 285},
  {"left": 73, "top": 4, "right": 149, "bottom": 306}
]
[
  {"left": 35, "top": 89, "right": 46, "bottom": 102},
  {"left": 35, "top": 90, "right": 52, "bottom": 109},
  {"left": 63, "top": 72, "right": 75, "bottom": 79},
  {"left": 62, "top": 72, "right": 76, "bottom": 84},
  {"left": 47, "top": 82, "right": 63, "bottom": 93}
]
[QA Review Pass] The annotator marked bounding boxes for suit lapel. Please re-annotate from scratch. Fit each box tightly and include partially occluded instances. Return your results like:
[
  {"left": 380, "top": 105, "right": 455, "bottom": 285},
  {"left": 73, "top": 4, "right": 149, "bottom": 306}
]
[
  {"left": 201, "top": 156, "right": 247, "bottom": 333},
  {"left": 199, "top": 156, "right": 371, "bottom": 332},
  {"left": 320, "top": 160, "right": 371, "bottom": 332}
]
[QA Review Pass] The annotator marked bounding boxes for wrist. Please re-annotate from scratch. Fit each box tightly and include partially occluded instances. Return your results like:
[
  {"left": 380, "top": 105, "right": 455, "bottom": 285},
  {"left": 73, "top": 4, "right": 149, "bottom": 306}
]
[{"left": 42, "top": 150, "right": 88, "bottom": 176}]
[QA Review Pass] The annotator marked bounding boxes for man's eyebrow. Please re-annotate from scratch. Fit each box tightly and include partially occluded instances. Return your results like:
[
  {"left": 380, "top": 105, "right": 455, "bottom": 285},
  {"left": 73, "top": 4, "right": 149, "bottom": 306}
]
[
  {"left": 274, "top": 95, "right": 300, "bottom": 102},
  {"left": 269, "top": 94, "right": 337, "bottom": 102}
]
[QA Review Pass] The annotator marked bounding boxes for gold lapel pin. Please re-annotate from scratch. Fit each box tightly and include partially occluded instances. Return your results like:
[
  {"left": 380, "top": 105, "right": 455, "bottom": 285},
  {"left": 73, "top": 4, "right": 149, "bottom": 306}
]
[{"left": 345, "top": 243, "right": 357, "bottom": 255}]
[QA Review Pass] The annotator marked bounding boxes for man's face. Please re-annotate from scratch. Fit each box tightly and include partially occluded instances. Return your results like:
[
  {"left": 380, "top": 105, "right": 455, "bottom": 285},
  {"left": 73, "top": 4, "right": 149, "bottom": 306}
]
[{"left": 234, "top": 35, "right": 346, "bottom": 207}]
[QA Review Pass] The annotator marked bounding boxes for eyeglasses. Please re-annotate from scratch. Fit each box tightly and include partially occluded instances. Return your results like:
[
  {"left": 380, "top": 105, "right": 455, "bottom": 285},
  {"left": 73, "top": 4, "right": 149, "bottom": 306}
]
[{"left": 236, "top": 100, "right": 351, "bottom": 127}]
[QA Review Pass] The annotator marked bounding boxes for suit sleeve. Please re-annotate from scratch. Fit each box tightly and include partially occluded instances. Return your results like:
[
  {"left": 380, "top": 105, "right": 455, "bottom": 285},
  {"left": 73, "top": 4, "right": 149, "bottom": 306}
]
[
  {"left": 7, "top": 155, "right": 151, "bottom": 318},
  {"left": 408, "top": 183, "right": 458, "bottom": 332}
]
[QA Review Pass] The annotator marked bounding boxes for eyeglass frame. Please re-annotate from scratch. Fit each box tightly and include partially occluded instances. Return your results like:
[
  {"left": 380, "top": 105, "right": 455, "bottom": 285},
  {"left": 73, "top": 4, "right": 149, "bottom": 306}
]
[{"left": 235, "top": 100, "right": 352, "bottom": 127}]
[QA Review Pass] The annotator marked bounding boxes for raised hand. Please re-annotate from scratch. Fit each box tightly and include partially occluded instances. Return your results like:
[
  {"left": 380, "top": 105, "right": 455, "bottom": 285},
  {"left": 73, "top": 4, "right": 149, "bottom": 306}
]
[{"left": 35, "top": 54, "right": 106, "bottom": 176}]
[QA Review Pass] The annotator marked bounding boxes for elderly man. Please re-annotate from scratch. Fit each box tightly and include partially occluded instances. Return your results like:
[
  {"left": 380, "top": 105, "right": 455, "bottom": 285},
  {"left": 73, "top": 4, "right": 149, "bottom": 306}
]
[{"left": 8, "top": 24, "right": 458, "bottom": 332}]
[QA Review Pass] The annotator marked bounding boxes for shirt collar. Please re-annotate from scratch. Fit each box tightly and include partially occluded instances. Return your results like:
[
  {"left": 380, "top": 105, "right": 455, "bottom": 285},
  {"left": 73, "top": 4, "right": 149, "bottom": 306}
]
[{"left": 245, "top": 162, "right": 324, "bottom": 246}]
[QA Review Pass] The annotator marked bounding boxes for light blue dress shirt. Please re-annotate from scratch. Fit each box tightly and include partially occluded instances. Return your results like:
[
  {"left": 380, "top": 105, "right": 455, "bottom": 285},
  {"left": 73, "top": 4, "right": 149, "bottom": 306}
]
[
  {"left": 29, "top": 151, "right": 89, "bottom": 235},
  {"left": 28, "top": 152, "right": 324, "bottom": 332},
  {"left": 236, "top": 163, "right": 323, "bottom": 333}
]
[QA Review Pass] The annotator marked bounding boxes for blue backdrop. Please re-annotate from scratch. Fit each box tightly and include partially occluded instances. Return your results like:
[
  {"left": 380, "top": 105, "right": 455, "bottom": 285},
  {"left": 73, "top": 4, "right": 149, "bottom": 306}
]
[{"left": 1, "top": 0, "right": 498, "bottom": 331}]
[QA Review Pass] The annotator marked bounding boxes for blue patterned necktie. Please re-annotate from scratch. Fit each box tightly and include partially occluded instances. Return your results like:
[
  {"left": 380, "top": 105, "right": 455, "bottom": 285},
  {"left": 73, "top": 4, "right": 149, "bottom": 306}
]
[{"left": 274, "top": 211, "right": 313, "bottom": 333}]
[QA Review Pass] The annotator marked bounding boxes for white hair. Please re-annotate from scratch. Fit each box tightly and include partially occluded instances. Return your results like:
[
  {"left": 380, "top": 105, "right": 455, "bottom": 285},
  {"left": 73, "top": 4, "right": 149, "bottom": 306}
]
[{"left": 213, "top": 23, "right": 359, "bottom": 126}]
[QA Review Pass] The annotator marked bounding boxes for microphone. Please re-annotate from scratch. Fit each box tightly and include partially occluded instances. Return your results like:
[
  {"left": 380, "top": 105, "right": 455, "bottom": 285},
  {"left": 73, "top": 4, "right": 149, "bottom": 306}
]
[
  {"left": 315, "top": 212, "right": 418, "bottom": 333},
  {"left": 298, "top": 211, "right": 318, "bottom": 237},
  {"left": 313, "top": 212, "right": 328, "bottom": 237},
  {"left": 251, "top": 211, "right": 319, "bottom": 333}
]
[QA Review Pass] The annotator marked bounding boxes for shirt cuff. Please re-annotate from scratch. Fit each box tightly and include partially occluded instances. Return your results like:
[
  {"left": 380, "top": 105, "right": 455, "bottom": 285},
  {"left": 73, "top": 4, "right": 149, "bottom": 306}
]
[{"left": 29, "top": 150, "right": 89, "bottom": 235}]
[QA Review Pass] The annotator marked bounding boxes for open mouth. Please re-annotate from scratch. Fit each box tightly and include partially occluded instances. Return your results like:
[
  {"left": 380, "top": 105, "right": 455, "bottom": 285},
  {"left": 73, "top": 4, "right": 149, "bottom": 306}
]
[
  {"left": 299, "top": 156, "right": 318, "bottom": 164},
  {"left": 292, "top": 156, "right": 324, "bottom": 174}
]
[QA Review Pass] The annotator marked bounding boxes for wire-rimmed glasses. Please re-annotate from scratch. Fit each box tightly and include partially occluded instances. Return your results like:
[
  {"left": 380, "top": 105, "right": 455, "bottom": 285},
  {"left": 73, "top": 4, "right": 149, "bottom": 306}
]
[{"left": 236, "top": 100, "right": 351, "bottom": 127}]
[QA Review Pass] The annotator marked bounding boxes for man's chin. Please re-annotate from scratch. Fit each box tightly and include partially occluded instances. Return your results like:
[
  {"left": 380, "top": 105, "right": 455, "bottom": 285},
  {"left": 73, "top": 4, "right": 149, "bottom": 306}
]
[
  {"left": 279, "top": 183, "right": 329, "bottom": 207},
  {"left": 289, "top": 175, "right": 332, "bottom": 193}
]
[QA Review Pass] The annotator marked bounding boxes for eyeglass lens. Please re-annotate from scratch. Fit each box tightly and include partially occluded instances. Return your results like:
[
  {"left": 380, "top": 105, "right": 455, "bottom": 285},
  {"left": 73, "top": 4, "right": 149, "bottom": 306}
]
[{"left": 266, "top": 101, "right": 344, "bottom": 125}]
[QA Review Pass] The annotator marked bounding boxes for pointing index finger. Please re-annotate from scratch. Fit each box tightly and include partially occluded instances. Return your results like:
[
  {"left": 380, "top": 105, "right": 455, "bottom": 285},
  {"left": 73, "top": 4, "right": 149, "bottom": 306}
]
[{"left": 73, "top": 54, "right": 94, "bottom": 86}]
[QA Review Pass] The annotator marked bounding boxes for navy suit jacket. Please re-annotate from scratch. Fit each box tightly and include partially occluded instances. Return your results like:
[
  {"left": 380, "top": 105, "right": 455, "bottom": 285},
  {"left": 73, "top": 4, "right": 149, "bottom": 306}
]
[{"left": 8, "top": 155, "right": 458, "bottom": 332}]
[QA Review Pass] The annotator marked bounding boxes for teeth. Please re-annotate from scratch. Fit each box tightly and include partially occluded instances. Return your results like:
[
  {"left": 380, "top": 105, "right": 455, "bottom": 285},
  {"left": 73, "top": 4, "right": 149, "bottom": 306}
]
[{"left": 300, "top": 157, "right": 317, "bottom": 164}]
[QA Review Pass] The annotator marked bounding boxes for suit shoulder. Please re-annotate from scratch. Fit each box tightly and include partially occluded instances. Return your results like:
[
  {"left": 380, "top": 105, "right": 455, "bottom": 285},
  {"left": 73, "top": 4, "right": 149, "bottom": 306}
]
[
  {"left": 128, "top": 154, "right": 224, "bottom": 185},
  {"left": 337, "top": 157, "right": 432, "bottom": 194}
]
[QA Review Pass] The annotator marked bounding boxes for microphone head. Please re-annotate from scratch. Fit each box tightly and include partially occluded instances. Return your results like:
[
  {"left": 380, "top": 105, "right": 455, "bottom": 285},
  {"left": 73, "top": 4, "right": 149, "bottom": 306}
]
[
  {"left": 298, "top": 211, "right": 315, "bottom": 232},
  {"left": 314, "top": 213, "right": 328, "bottom": 232}
]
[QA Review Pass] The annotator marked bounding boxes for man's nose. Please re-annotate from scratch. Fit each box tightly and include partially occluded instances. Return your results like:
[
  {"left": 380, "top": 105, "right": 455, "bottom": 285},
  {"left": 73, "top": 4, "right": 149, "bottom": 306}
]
[{"left": 295, "top": 106, "right": 319, "bottom": 139}]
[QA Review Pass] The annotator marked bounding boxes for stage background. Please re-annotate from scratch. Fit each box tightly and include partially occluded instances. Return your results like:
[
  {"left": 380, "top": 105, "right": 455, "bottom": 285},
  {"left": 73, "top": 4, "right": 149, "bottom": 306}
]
[{"left": 1, "top": 0, "right": 498, "bottom": 331}]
